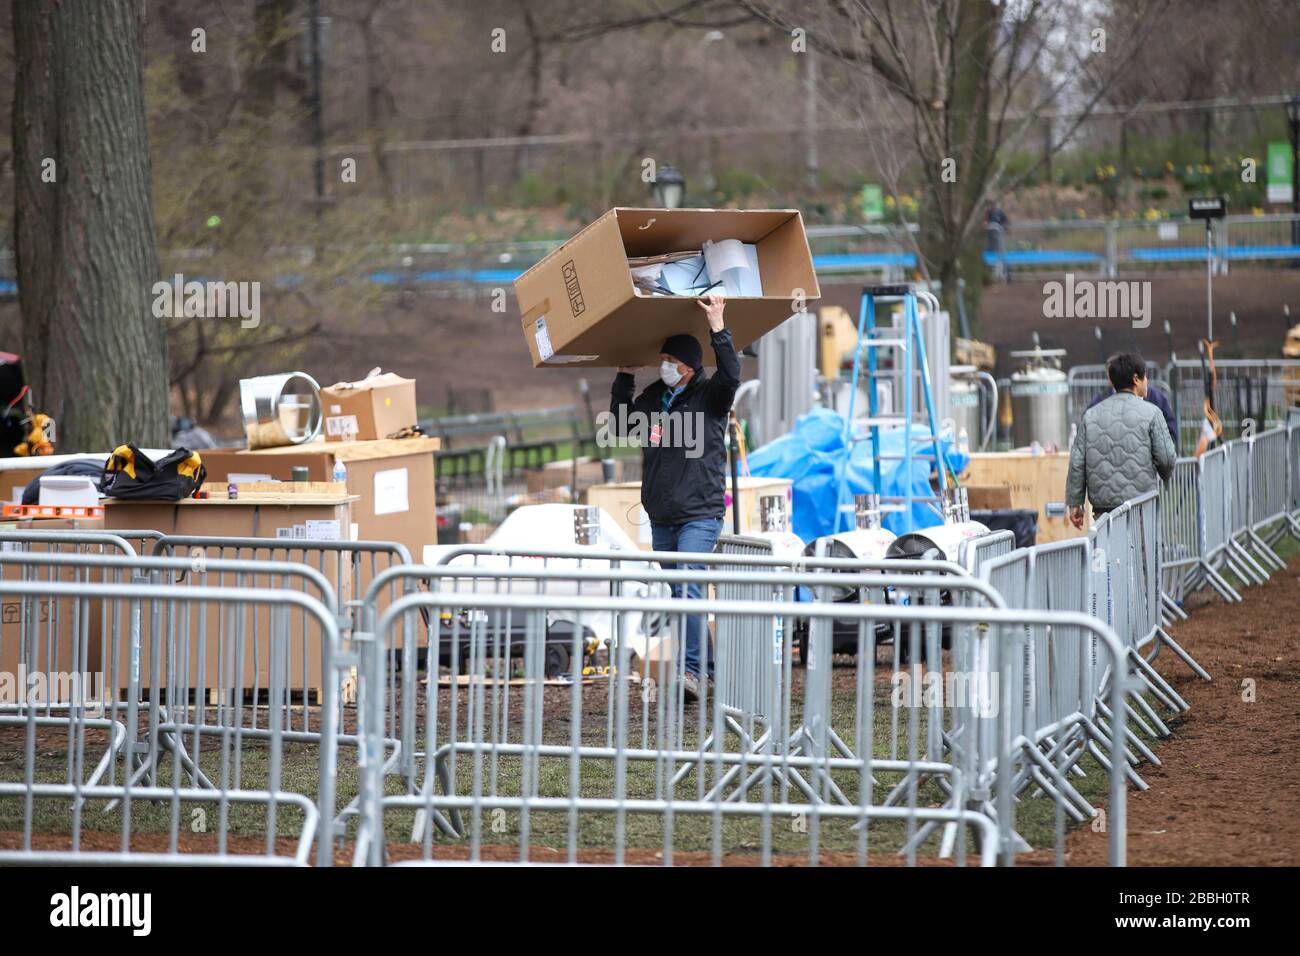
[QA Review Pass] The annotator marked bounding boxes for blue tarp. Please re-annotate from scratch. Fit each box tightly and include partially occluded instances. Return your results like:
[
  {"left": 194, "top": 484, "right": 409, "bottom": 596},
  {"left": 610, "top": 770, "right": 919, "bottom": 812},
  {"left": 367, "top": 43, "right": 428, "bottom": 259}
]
[{"left": 746, "top": 406, "right": 969, "bottom": 542}]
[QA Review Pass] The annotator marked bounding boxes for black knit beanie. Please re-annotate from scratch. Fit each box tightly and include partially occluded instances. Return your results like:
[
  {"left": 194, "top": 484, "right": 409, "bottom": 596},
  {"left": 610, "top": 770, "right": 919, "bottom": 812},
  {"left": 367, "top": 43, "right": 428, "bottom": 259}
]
[{"left": 661, "top": 333, "right": 703, "bottom": 371}]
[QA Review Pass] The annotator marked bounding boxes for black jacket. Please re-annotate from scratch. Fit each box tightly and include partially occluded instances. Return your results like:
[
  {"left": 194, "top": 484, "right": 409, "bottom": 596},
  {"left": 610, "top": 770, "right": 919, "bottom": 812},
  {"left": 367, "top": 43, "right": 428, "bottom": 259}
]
[{"left": 609, "top": 329, "right": 741, "bottom": 526}]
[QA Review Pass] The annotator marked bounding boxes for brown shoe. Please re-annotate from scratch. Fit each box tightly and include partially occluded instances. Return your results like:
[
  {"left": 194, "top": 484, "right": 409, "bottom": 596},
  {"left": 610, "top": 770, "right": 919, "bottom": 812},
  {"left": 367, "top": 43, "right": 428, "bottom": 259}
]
[{"left": 680, "top": 671, "right": 701, "bottom": 703}]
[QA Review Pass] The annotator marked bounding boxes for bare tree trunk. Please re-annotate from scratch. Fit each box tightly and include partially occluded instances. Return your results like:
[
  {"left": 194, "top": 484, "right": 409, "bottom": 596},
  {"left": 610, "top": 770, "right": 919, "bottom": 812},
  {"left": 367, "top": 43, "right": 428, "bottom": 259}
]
[
  {"left": 917, "top": 0, "right": 997, "bottom": 337},
  {"left": 511, "top": 1, "right": 546, "bottom": 182},
  {"left": 12, "top": 0, "right": 169, "bottom": 450},
  {"left": 359, "top": 0, "right": 397, "bottom": 210}
]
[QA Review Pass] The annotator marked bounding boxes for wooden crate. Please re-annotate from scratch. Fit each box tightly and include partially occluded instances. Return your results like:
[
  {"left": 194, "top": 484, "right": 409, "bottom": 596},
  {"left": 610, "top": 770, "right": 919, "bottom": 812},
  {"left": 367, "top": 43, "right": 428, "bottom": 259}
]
[{"left": 960, "top": 452, "right": 1086, "bottom": 543}]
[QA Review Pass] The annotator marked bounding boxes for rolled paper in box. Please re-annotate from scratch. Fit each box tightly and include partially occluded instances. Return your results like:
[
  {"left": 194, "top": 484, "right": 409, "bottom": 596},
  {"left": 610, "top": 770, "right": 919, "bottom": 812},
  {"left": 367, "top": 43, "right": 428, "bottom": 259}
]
[{"left": 702, "top": 238, "right": 759, "bottom": 297}]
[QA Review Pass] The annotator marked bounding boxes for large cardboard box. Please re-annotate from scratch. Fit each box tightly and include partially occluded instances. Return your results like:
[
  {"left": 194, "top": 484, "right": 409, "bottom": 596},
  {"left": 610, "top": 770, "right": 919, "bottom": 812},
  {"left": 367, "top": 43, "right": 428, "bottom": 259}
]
[
  {"left": 196, "top": 437, "right": 439, "bottom": 563},
  {"left": 1, "top": 519, "right": 110, "bottom": 704},
  {"left": 101, "top": 494, "right": 355, "bottom": 694},
  {"left": 961, "top": 452, "right": 1086, "bottom": 543},
  {"left": 514, "top": 207, "right": 820, "bottom": 368},
  {"left": 525, "top": 457, "right": 622, "bottom": 495},
  {"left": 320, "top": 373, "right": 417, "bottom": 441},
  {"left": 0, "top": 465, "right": 47, "bottom": 505},
  {"left": 586, "top": 476, "right": 794, "bottom": 549}
]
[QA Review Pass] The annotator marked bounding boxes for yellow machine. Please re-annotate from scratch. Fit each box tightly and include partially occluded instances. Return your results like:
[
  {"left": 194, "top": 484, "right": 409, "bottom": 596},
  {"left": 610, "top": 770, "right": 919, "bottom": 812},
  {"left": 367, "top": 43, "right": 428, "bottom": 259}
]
[
  {"left": 818, "top": 305, "right": 996, "bottom": 375},
  {"left": 1284, "top": 321, "right": 1300, "bottom": 358}
]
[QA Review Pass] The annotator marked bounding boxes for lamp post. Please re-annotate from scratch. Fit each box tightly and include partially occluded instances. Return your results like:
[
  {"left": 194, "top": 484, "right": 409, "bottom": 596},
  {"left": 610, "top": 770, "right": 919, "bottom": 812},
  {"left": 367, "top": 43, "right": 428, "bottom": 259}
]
[
  {"left": 652, "top": 165, "right": 686, "bottom": 209},
  {"left": 1189, "top": 197, "right": 1226, "bottom": 340}
]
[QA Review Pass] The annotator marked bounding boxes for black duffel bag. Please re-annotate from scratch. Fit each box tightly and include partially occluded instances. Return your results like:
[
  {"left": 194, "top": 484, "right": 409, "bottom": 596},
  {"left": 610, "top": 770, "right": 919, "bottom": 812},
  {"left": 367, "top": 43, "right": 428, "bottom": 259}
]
[{"left": 100, "top": 444, "right": 206, "bottom": 501}]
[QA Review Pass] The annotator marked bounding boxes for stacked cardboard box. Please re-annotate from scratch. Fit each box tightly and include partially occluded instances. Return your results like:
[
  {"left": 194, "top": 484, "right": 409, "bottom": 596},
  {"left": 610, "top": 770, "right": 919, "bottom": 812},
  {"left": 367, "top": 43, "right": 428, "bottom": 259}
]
[
  {"left": 99, "top": 490, "right": 356, "bottom": 696},
  {"left": 197, "top": 436, "right": 439, "bottom": 561}
]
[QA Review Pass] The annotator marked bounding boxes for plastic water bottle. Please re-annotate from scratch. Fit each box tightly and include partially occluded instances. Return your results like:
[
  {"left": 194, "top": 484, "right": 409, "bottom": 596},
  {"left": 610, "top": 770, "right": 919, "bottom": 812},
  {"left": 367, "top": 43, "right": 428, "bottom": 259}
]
[
  {"left": 957, "top": 426, "right": 970, "bottom": 457},
  {"left": 332, "top": 459, "right": 347, "bottom": 484}
]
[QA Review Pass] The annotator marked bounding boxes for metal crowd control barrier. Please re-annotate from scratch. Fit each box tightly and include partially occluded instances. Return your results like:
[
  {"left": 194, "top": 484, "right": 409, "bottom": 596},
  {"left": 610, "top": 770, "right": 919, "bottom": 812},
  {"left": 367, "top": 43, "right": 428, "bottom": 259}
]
[
  {"left": 1167, "top": 358, "right": 1300, "bottom": 455},
  {"left": 147, "top": 535, "right": 412, "bottom": 773},
  {"left": 361, "top": 590, "right": 1131, "bottom": 867},
  {"left": 0, "top": 548, "right": 337, "bottom": 749},
  {"left": 958, "top": 530, "right": 1016, "bottom": 576},
  {"left": 1246, "top": 427, "right": 1290, "bottom": 569},
  {"left": 1224, "top": 441, "right": 1271, "bottom": 586},
  {"left": 6, "top": 404, "right": 1298, "bottom": 867},
  {"left": 0, "top": 576, "right": 341, "bottom": 866},
  {"left": 977, "top": 486, "right": 1214, "bottom": 835},
  {"left": 361, "top": 559, "right": 1004, "bottom": 823},
  {"left": 978, "top": 543, "right": 1138, "bottom": 843},
  {"left": 1289, "top": 409, "right": 1300, "bottom": 523},
  {"left": 1196, "top": 445, "right": 1244, "bottom": 600},
  {"left": 1158, "top": 459, "right": 1202, "bottom": 607}
]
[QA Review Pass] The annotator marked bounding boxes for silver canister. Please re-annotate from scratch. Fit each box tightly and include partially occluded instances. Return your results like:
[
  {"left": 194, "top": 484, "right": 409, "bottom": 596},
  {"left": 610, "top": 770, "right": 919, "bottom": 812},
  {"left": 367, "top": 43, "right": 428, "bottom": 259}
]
[
  {"left": 573, "top": 505, "right": 602, "bottom": 546},
  {"left": 854, "top": 493, "right": 883, "bottom": 530},
  {"left": 239, "top": 372, "right": 323, "bottom": 449},
  {"left": 759, "top": 494, "right": 789, "bottom": 533}
]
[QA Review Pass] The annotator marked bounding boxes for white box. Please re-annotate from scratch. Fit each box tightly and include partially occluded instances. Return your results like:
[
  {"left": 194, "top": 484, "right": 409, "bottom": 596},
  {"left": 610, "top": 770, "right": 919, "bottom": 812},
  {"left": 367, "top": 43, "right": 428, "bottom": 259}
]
[{"left": 38, "top": 475, "right": 101, "bottom": 509}]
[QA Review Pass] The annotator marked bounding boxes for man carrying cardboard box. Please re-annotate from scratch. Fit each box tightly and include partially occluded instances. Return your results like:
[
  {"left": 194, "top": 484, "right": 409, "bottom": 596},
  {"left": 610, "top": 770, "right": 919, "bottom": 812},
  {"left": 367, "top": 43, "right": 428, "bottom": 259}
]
[{"left": 609, "top": 292, "right": 739, "bottom": 701}]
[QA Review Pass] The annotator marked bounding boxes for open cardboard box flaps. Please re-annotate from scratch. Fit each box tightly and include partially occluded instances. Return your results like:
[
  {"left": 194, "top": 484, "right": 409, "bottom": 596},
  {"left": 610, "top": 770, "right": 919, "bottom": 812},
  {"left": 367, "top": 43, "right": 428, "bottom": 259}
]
[{"left": 514, "top": 207, "right": 820, "bottom": 368}]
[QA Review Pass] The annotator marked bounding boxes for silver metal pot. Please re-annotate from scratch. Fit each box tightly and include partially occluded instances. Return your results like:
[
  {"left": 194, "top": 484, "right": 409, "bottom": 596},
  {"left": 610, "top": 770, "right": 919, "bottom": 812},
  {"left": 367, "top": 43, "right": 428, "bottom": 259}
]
[{"left": 239, "top": 372, "right": 323, "bottom": 449}]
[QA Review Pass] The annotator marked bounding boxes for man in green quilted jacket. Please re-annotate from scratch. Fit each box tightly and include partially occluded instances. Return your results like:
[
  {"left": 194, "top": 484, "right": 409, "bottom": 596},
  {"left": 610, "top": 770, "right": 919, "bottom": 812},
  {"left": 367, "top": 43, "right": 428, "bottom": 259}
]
[{"left": 1066, "top": 352, "right": 1176, "bottom": 528}]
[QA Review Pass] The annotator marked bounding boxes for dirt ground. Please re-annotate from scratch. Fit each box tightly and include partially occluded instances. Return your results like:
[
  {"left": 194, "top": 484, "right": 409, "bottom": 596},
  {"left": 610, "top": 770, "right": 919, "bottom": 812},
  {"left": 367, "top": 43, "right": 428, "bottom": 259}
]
[{"left": 1026, "top": 551, "right": 1300, "bottom": 866}]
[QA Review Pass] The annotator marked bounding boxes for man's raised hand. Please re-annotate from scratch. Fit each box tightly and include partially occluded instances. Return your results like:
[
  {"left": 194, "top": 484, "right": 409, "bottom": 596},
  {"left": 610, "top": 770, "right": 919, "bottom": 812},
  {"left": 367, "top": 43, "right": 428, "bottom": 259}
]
[{"left": 698, "top": 292, "right": 726, "bottom": 332}]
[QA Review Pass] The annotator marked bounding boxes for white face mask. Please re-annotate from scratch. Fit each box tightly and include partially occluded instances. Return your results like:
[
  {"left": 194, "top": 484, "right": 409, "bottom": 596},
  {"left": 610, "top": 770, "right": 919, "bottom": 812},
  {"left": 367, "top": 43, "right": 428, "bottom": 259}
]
[{"left": 660, "top": 360, "right": 684, "bottom": 388}]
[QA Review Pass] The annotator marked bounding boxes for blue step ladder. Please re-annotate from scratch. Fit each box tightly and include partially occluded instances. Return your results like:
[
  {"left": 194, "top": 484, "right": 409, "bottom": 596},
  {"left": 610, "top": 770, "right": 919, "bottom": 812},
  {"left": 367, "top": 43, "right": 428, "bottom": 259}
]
[{"left": 833, "top": 284, "right": 950, "bottom": 533}]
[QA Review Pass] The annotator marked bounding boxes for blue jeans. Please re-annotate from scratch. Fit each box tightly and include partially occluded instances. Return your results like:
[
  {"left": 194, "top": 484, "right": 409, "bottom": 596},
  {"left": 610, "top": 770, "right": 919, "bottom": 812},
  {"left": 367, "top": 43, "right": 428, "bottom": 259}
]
[{"left": 651, "top": 517, "right": 723, "bottom": 679}]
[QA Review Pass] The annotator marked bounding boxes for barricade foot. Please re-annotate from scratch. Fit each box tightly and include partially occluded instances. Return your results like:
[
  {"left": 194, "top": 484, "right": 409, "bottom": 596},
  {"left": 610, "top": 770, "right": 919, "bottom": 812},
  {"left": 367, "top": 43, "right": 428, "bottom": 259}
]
[{"left": 1155, "top": 626, "right": 1212, "bottom": 682}]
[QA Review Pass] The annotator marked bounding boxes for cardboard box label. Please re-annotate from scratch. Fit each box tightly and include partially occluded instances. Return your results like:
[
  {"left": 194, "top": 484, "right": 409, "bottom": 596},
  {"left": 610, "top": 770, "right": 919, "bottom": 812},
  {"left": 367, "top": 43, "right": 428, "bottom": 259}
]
[
  {"left": 326, "top": 415, "right": 359, "bottom": 438},
  {"left": 373, "top": 467, "right": 409, "bottom": 516},
  {"left": 229, "top": 472, "right": 274, "bottom": 484},
  {"left": 307, "top": 519, "right": 342, "bottom": 540},
  {"left": 534, "top": 317, "right": 554, "bottom": 361},
  {"left": 533, "top": 318, "right": 598, "bottom": 365},
  {"left": 305, "top": 519, "right": 341, "bottom": 540}
]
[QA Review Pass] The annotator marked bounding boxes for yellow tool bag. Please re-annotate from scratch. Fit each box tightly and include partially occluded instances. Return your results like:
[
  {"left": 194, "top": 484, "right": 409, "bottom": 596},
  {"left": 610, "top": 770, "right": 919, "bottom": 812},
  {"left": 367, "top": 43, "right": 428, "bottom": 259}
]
[{"left": 100, "top": 444, "right": 206, "bottom": 500}]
